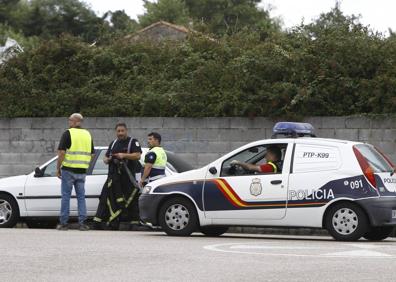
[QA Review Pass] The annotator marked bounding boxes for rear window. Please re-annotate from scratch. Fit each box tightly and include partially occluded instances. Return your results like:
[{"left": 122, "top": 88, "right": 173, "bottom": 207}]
[{"left": 354, "top": 144, "right": 393, "bottom": 173}]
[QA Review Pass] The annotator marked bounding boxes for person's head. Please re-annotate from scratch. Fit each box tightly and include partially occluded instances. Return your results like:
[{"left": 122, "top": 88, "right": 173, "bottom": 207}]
[
  {"left": 265, "top": 146, "right": 281, "bottom": 162},
  {"left": 147, "top": 132, "right": 161, "bottom": 148},
  {"left": 115, "top": 122, "right": 128, "bottom": 140},
  {"left": 68, "top": 113, "right": 83, "bottom": 128}
]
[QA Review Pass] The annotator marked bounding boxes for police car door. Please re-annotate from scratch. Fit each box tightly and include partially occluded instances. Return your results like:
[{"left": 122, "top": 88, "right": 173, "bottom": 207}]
[{"left": 203, "top": 142, "right": 292, "bottom": 222}]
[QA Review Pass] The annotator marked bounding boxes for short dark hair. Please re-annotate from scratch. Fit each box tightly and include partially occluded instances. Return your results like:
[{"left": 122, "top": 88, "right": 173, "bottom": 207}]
[
  {"left": 148, "top": 132, "right": 161, "bottom": 143},
  {"left": 267, "top": 146, "right": 282, "bottom": 160},
  {"left": 115, "top": 122, "right": 127, "bottom": 130}
]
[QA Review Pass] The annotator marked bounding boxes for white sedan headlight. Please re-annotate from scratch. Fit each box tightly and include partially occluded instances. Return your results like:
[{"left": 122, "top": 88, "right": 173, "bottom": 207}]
[{"left": 142, "top": 186, "right": 152, "bottom": 194}]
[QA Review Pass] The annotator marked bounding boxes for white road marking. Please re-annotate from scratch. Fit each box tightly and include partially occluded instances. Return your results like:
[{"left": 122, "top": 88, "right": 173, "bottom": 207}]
[
  {"left": 204, "top": 242, "right": 396, "bottom": 259},
  {"left": 230, "top": 245, "right": 318, "bottom": 250},
  {"left": 347, "top": 243, "right": 378, "bottom": 249},
  {"left": 323, "top": 250, "right": 391, "bottom": 257}
]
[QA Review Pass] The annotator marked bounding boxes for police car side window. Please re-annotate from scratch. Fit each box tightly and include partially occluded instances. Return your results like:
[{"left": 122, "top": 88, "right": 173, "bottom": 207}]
[
  {"left": 293, "top": 144, "right": 341, "bottom": 173},
  {"left": 221, "top": 146, "right": 265, "bottom": 176},
  {"left": 220, "top": 144, "right": 286, "bottom": 176}
]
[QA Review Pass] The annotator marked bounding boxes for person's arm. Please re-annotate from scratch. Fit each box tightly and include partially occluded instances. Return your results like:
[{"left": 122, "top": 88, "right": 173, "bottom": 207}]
[
  {"left": 113, "top": 138, "right": 142, "bottom": 161},
  {"left": 231, "top": 160, "right": 261, "bottom": 172},
  {"left": 56, "top": 150, "right": 65, "bottom": 178},
  {"left": 103, "top": 142, "right": 113, "bottom": 164},
  {"left": 139, "top": 151, "right": 156, "bottom": 186},
  {"left": 140, "top": 163, "right": 153, "bottom": 185},
  {"left": 90, "top": 140, "right": 95, "bottom": 163},
  {"left": 113, "top": 152, "right": 141, "bottom": 161},
  {"left": 56, "top": 131, "right": 70, "bottom": 178}
]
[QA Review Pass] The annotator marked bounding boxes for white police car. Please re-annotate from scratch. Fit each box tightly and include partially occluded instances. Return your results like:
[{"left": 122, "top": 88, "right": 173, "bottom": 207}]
[
  {"left": 139, "top": 122, "right": 396, "bottom": 241},
  {"left": 0, "top": 147, "right": 192, "bottom": 228}
]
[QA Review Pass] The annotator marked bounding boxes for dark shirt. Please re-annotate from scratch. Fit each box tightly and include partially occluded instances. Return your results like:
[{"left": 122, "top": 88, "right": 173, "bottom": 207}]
[
  {"left": 58, "top": 129, "right": 94, "bottom": 174},
  {"left": 106, "top": 137, "right": 142, "bottom": 174}
]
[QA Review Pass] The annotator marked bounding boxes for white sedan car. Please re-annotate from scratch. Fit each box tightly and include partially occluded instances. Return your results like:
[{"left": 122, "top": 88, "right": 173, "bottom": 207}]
[{"left": 0, "top": 147, "right": 192, "bottom": 228}]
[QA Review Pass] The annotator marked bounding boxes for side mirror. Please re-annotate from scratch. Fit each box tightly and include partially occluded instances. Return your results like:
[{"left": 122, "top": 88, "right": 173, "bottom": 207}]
[
  {"left": 209, "top": 167, "right": 217, "bottom": 175},
  {"left": 34, "top": 167, "right": 44, "bottom": 178}
]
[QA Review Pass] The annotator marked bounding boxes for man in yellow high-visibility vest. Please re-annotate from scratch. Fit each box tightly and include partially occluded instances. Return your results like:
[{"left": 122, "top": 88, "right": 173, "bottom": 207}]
[
  {"left": 140, "top": 132, "right": 167, "bottom": 187},
  {"left": 56, "top": 113, "right": 94, "bottom": 231}
]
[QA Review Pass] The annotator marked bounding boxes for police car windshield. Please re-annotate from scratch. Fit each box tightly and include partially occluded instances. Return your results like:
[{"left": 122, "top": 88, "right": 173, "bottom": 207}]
[{"left": 354, "top": 145, "right": 393, "bottom": 173}]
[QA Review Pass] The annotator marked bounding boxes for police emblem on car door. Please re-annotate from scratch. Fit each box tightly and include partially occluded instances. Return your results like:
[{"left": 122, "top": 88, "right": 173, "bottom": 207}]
[{"left": 250, "top": 178, "right": 262, "bottom": 196}]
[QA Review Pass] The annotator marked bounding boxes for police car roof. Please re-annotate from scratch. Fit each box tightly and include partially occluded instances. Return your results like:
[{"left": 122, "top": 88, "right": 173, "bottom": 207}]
[{"left": 243, "top": 137, "right": 361, "bottom": 147}]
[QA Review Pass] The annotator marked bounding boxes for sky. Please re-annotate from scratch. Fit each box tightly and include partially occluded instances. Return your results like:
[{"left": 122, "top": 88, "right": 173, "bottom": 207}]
[{"left": 83, "top": 0, "right": 396, "bottom": 34}]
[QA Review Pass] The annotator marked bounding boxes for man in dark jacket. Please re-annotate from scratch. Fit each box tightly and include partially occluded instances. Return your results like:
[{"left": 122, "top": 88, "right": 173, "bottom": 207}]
[{"left": 93, "top": 122, "right": 142, "bottom": 230}]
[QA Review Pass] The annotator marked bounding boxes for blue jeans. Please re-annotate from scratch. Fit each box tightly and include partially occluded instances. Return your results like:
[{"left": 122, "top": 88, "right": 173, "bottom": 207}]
[{"left": 60, "top": 169, "right": 87, "bottom": 225}]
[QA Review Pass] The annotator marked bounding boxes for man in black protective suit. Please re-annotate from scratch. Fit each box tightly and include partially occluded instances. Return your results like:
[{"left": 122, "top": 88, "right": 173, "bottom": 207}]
[{"left": 93, "top": 122, "right": 142, "bottom": 230}]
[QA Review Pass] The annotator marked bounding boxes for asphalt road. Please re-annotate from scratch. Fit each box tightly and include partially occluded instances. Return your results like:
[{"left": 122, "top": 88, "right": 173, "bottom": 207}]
[{"left": 1, "top": 229, "right": 396, "bottom": 282}]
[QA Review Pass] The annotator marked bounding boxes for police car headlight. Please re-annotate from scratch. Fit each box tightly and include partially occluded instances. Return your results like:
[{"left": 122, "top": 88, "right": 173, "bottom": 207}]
[{"left": 142, "top": 186, "right": 152, "bottom": 194}]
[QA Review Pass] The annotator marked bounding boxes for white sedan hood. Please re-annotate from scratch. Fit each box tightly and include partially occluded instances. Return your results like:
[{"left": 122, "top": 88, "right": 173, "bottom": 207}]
[{"left": 0, "top": 174, "right": 28, "bottom": 190}]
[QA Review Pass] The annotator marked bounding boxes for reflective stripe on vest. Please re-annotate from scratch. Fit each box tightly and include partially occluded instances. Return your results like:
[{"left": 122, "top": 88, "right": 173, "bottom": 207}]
[
  {"left": 267, "top": 161, "right": 278, "bottom": 173},
  {"left": 149, "top": 147, "right": 167, "bottom": 170},
  {"left": 62, "top": 128, "right": 92, "bottom": 169}
]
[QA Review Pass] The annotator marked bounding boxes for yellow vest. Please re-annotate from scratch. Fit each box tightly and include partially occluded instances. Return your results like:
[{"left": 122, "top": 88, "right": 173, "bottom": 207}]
[
  {"left": 62, "top": 128, "right": 92, "bottom": 169},
  {"left": 150, "top": 147, "right": 167, "bottom": 170}
]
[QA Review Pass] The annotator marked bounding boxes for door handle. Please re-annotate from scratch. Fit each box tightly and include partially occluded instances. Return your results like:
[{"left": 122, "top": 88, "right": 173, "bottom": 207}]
[{"left": 271, "top": 180, "right": 282, "bottom": 185}]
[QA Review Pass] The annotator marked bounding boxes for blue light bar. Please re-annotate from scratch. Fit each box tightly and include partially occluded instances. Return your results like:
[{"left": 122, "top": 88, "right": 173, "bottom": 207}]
[{"left": 272, "top": 122, "right": 315, "bottom": 138}]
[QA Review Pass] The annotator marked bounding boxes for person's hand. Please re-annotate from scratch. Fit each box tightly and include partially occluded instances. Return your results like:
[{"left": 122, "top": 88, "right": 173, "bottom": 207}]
[
  {"left": 113, "top": 153, "right": 125, "bottom": 159},
  {"left": 139, "top": 180, "right": 145, "bottom": 188},
  {"left": 103, "top": 156, "right": 111, "bottom": 164},
  {"left": 230, "top": 160, "right": 240, "bottom": 166},
  {"left": 56, "top": 169, "right": 61, "bottom": 179}
]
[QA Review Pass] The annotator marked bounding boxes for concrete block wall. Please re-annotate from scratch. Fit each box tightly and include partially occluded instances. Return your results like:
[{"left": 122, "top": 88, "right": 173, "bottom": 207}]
[{"left": 0, "top": 116, "right": 395, "bottom": 178}]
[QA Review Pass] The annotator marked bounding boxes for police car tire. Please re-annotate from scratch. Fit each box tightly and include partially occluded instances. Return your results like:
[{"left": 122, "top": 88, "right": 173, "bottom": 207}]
[
  {"left": 158, "top": 197, "right": 198, "bottom": 236},
  {"left": 363, "top": 226, "right": 394, "bottom": 241},
  {"left": 325, "top": 202, "right": 368, "bottom": 241},
  {"left": 200, "top": 226, "right": 228, "bottom": 237},
  {"left": 0, "top": 194, "right": 19, "bottom": 228}
]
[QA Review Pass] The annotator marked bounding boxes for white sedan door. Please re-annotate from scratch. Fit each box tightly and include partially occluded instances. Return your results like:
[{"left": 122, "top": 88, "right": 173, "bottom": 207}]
[
  {"left": 24, "top": 158, "right": 62, "bottom": 215},
  {"left": 24, "top": 150, "right": 107, "bottom": 216}
]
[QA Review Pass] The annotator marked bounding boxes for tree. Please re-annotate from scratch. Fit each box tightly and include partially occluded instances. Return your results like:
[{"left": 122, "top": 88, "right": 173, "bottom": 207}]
[
  {"left": 138, "top": 0, "right": 190, "bottom": 27},
  {"left": 21, "top": 0, "right": 105, "bottom": 42},
  {"left": 98, "top": 10, "right": 139, "bottom": 44},
  {"left": 184, "top": 0, "right": 279, "bottom": 36},
  {"left": 107, "top": 10, "right": 138, "bottom": 33},
  {"left": 0, "top": 0, "right": 20, "bottom": 24},
  {"left": 285, "top": 5, "right": 390, "bottom": 115}
]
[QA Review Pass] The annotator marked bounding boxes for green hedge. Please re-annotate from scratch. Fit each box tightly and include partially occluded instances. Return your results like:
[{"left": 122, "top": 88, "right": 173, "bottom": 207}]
[{"left": 1, "top": 15, "right": 396, "bottom": 117}]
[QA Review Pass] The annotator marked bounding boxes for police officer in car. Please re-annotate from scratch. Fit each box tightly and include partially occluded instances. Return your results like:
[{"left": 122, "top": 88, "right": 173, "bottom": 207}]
[
  {"left": 231, "top": 145, "right": 282, "bottom": 173},
  {"left": 139, "top": 132, "right": 167, "bottom": 186}
]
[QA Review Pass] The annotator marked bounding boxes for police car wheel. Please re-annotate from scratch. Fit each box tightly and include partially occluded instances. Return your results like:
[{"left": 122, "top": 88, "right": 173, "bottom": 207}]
[
  {"left": 363, "top": 226, "right": 394, "bottom": 241},
  {"left": 200, "top": 226, "right": 228, "bottom": 237},
  {"left": 159, "top": 197, "right": 198, "bottom": 236},
  {"left": 0, "top": 194, "right": 19, "bottom": 228},
  {"left": 325, "top": 203, "right": 368, "bottom": 241}
]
